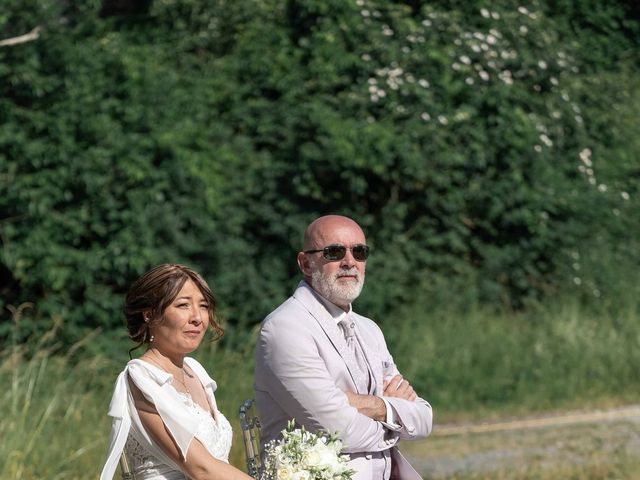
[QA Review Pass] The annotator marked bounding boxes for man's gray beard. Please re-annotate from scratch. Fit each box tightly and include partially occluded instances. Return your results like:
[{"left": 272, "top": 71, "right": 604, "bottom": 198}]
[{"left": 311, "top": 268, "right": 364, "bottom": 306}]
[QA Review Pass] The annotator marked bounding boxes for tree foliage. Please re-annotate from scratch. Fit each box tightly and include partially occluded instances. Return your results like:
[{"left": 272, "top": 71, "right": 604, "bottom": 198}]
[{"left": 1, "top": 0, "right": 638, "bottom": 343}]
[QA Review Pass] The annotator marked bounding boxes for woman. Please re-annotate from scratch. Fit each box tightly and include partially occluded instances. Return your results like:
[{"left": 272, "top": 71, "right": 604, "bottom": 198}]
[{"left": 100, "top": 264, "right": 253, "bottom": 480}]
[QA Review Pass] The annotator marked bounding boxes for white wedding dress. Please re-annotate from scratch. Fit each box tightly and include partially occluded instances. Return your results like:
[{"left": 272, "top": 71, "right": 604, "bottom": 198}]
[
  {"left": 100, "top": 358, "right": 233, "bottom": 480},
  {"left": 124, "top": 391, "right": 233, "bottom": 479}
]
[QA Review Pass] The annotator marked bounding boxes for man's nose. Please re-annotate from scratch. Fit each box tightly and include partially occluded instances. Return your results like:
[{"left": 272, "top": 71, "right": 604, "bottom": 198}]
[{"left": 340, "top": 248, "right": 356, "bottom": 267}]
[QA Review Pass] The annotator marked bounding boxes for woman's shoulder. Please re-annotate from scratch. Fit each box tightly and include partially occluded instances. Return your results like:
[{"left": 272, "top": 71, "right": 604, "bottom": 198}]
[
  {"left": 184, "top": 357, "right": 218, "bottom": 391},
  {"left": 126, "top": 358, "right": 172, "bottom": 386}
]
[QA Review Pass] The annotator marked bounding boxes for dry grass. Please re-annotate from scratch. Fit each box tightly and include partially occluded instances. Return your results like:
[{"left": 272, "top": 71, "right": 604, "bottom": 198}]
[{"left": 402, "top": 413, "right": 640, "bottom": 479}]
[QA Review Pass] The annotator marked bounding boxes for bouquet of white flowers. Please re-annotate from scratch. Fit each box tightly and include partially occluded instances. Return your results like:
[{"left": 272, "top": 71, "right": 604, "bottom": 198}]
[{"left": 261, "top": 420, "right": 355, "bottom": 480}]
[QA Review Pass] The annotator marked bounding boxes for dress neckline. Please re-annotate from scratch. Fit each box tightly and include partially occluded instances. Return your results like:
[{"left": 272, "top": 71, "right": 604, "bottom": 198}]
[
  {"left": 175, "top": 390, "right": 216, "bottom": 419},
  {"left": 133, "top": 358, "right": 214, "bottom": 418}
]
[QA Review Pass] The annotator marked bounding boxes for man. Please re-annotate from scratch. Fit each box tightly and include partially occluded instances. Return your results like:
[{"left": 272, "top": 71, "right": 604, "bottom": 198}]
[{"left": 255, "top": 215, "right": 432, "bottom": 480}]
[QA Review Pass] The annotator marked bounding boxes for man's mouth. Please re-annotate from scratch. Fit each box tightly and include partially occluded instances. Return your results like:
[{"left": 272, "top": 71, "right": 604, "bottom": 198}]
[{"left": 336, "top": 274, "right": 358, "bottom": 280}]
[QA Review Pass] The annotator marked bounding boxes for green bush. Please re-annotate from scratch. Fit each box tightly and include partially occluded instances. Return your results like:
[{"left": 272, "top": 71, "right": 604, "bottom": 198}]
[{"left": 1, "top": 0, "right": 638, "bottom": 343}]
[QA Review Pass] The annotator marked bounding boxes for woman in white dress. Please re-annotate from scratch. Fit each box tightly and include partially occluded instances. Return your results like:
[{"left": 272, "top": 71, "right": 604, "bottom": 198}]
[{"left": 100, "top": 264, "right": 254, "bottom": 480}]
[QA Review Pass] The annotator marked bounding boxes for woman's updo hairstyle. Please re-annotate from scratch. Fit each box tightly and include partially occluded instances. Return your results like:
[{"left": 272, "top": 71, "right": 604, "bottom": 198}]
[{"left": 124, "top": 264, "right": 223, "bottom": 356}]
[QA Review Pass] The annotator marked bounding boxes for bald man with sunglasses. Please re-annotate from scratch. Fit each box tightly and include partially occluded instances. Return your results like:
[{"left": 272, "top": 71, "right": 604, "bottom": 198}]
[{"left": 255, "top": 215, "right": 432, "bottom": 480}]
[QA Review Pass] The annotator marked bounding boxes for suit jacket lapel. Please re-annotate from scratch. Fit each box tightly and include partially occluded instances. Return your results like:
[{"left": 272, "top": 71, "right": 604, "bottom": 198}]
[{"left": 292, "top": 281, "right": 367, "bottom": 394}]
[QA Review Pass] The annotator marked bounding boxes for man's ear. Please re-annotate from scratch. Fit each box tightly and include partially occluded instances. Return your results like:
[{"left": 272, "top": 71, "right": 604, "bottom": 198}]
[{"left": 297, "top": 252, "right": 312, "bottom": 277}]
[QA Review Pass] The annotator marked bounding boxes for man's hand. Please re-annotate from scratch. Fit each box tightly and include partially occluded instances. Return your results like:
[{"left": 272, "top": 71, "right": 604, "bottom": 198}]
[
  {"left": 344, "top": 391, "right": 387, "bottom": 421},
  {"left": 383, "top": 374, "right": 417, "bottom": 401}
]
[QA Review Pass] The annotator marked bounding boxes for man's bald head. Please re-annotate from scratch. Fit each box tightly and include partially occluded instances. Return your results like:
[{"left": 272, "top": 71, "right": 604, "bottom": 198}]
[{"left": 303, "top": 215, "right": 365, "bottom": 250}]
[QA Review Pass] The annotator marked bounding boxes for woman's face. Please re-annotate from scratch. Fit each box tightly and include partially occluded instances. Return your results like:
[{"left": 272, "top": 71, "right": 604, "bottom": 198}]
[{"left": 149, "top": 279, "right": 210, "bottom": 357}]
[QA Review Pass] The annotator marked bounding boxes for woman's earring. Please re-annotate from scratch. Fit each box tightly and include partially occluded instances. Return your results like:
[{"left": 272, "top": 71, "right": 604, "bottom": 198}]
[{"left": 149, "top": 334, "right": 155, "bottom": 343}]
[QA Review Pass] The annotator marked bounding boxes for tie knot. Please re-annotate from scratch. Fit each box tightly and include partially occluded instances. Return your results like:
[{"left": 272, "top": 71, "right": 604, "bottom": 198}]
[{"left": 339, "top": 318, "right": 356, "bottom": 338}]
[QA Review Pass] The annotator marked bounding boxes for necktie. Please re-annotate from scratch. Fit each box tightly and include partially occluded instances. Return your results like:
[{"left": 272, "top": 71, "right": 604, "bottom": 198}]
[{"left": 339, "top": 318, "right": 370, "bottom": 393}]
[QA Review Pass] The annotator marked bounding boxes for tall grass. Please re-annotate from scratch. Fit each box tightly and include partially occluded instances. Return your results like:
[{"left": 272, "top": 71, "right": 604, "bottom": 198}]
[
  {"left": 0, "top": 309, "right": 256, "bottom": 479},
  {"left": 0, "top": 311, "right": 113, "bottom": 479},
  {"left": 386, "top": 294, "right": 640, "bottom": 421}
]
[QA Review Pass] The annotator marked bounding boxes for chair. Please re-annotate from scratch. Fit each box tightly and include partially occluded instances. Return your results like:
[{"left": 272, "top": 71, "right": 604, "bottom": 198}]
[
  {"left": 119, "top": 451, "right": 135, "bottom": 480},
  {"left": 239, "top": 398, "right": 263, "bottom": 478}
]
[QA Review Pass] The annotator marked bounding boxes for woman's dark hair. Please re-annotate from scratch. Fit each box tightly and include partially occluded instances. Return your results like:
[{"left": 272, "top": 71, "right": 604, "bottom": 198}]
[{"left": 124, "top": 264, "right": 223, "bottom": 357}]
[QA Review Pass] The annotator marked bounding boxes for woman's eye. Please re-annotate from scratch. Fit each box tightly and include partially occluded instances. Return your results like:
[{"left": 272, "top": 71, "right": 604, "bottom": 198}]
[
  {"left": 200, "top": 304, "right": 209, "bottom": 310},
  {"left": 177, "top": 303, "right": 189, "bottom": 308}
]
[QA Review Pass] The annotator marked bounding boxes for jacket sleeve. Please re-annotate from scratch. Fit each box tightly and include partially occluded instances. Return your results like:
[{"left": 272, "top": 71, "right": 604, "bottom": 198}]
[{"left": 371, "top": 321, "right": 433, "bottom": 440}]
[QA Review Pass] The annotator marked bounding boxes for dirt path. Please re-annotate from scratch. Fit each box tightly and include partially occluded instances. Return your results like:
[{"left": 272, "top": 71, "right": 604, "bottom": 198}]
[
  {"left": 401, "top": 405, "right": 640, "bottom": 478},
  {"left": 433, "top": 404, "right": 640, "bottom": 436}
]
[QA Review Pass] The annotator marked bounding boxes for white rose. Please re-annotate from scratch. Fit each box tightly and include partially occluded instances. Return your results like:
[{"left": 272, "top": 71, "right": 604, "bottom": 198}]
[
  {"left": 303, "top": 447, "right": 321, "bottom": 468},
  {"left": 313, "top": 441, "right": 341, "bottom": 471},
  {"left": 277, "top": 466, "right": 292, "bottom": 480},
  {"left": 290, "top": 470, "right": 311, "bottom": 480}
]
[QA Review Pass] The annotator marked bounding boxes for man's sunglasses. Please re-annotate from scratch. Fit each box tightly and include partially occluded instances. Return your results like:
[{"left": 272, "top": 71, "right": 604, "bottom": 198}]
[{"left": 303, "top": 244, "right": 370, "bottom": 262}]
